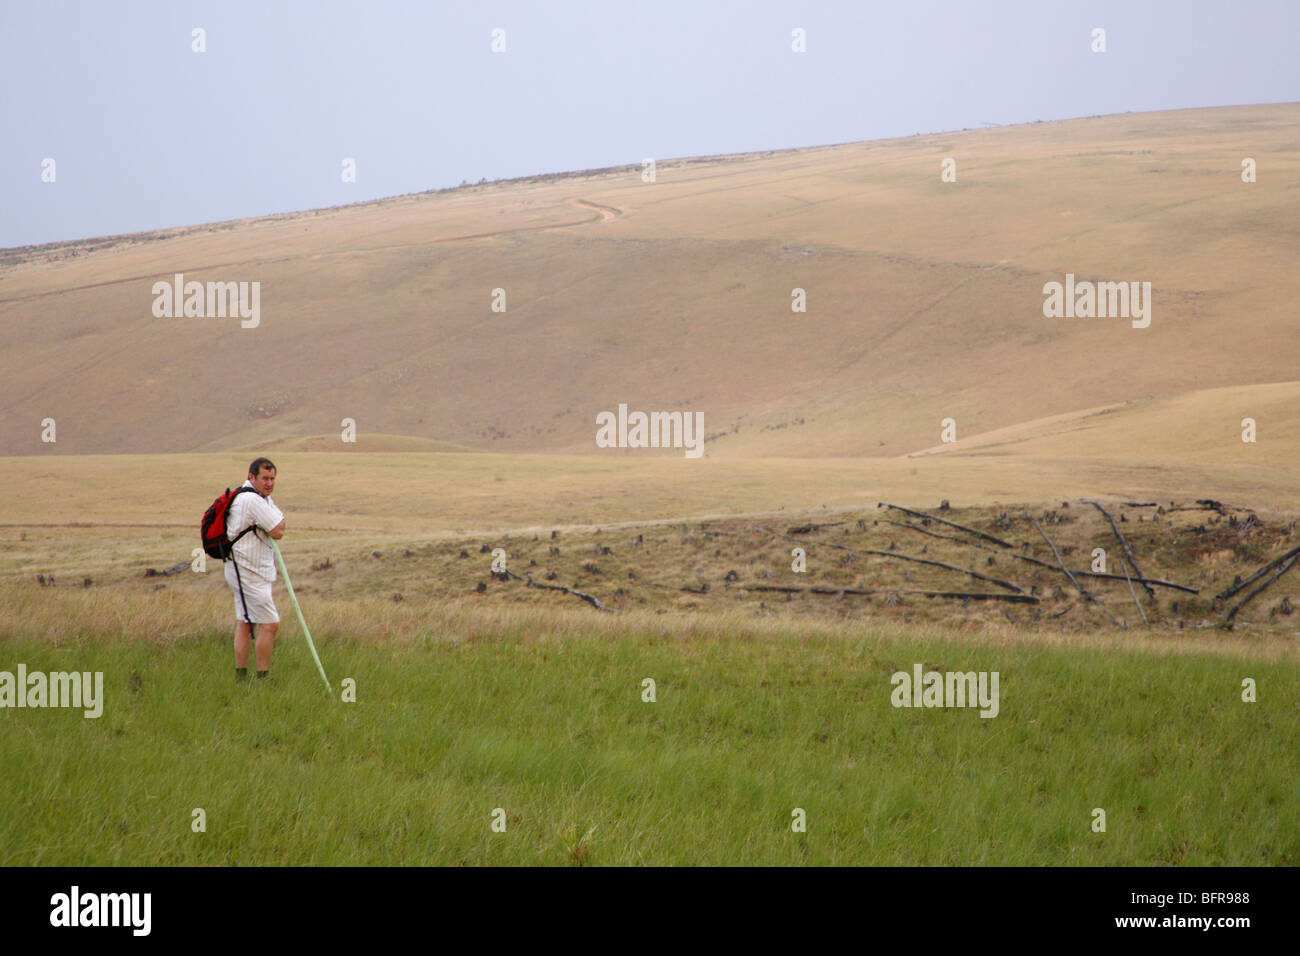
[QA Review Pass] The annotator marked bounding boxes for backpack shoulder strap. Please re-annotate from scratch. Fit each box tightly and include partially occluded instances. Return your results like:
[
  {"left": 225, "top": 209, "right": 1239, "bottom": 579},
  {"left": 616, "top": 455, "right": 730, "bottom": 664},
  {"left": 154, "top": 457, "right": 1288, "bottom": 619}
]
[
  {"left": 229, "top": 524, "right": 259, "bottom": 545},
  {"left": 227, "top": 486, "right": 263, "bottom": 542}
]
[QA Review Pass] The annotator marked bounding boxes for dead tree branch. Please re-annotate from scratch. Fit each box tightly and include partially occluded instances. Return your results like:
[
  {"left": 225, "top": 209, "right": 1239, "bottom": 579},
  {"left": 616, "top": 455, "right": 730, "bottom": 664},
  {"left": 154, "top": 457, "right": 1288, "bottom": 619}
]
[
  {"left": 1215, "top": 543, "right": 1300, "bottom": 602},
  {"left": 755, "top": 525, "right": 1025, "bottom": 592},
  {"left": 502, "top": 569, "right": 612, "bottom": 611},
  {"left": 857, "top": 550, "right": 1027, "bottom": 593},
  {"left": 1120, "top": 556, "right": 1149, "bottom": 627},
  {"left": 1032, "top": 516, "right": 1123, "bottom": 628},
  {"left": 740, "top": 585, "right": 1038, "bottom": 604},
  {"left": 1080, "top": 498, "right": 1154, "bottom": 601},
  {"left": 886, "top": 517, "right": 1195, "bottom": 593},
  {"left": 876, "top": 502, "right": 1013, "bottom": 548},
  {"left": 1224, "top": 555, "right": 1299, "bottom": 623}
]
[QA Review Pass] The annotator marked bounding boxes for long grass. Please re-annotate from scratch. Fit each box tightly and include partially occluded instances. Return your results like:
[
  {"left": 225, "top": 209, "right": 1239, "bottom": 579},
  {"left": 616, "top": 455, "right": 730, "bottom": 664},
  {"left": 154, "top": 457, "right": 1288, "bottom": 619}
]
[{"left": 1, "top": 605, "right": 1295, "bottom": 865}]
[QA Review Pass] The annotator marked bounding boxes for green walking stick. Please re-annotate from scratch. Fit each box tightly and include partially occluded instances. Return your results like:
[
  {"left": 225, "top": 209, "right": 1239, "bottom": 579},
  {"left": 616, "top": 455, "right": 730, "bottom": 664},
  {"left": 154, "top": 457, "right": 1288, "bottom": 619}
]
[{"left": 272, "top": 539, "right": 333, "bottom": 696}]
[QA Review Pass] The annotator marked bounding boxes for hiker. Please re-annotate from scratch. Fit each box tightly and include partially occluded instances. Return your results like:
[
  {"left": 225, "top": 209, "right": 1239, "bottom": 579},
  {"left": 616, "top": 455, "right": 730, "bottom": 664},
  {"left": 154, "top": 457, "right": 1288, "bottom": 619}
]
[{"left": 225, "top": 457, "right": 286, "bottom": 680}]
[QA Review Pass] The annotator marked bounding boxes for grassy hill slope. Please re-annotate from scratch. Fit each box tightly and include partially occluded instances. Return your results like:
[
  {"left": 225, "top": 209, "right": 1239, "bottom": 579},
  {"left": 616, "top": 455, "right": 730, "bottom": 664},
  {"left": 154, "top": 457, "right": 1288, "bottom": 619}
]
[{"left": 3, "top": 104, "right": 1297, "bottom": 461}]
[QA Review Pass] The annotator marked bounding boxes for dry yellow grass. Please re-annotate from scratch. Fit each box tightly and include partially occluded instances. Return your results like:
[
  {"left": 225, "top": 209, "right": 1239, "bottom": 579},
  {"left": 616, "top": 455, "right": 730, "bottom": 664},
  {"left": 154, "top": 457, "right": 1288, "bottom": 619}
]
[
  {"left": 2, "top": 104, "right": 1298, "bottom": 464},
  {"left": 5, "top": 580, "right": 1297, "bottom": 662},
  {"left": 912, "top": 381, "right": 1300, "bottom": 464},
  {"left": 4, "top": 105, "right": 1298, "bottom": 644},
  {"left": 6, "top": 465, "right": 1300, "bottom": 643}
]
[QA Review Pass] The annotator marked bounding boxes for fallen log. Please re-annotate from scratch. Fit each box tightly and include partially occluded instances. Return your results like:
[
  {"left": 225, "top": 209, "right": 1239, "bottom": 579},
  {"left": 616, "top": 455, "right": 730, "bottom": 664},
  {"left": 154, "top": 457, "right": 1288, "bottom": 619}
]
[
  {"left": 1165, "top": 504, "right": 1251, "bottom": 515},
  {"left": 858, "top": 549, "right": 1027, "bottom": 593},
  {"left": 743, "top": 584, "right": 873, "bottom": 596},
  {"left": 756, "top": 525, "right": 1026, "bottom": 592},
  {"left": 1080, "top": 498, "right": 1154, "bottom": 601},
  {"left": 885, "top": 518, "right": 1197, "bottom": 593},
  {"left": 1214, "top": 542, "right": 1300, "bottom": 601},
  {"left": 503, "top": 568, "right": 612, "bottom": 611},
  {"left": 908, "top": 590, "right": 1039, "bottom": 604},
  {"left": 876, "top": 502, "right": 1013, "bottom": 548},
  {"left": 740, "top": 584, "right": 1038, "bottom": 604},
  {"left": 1119, "top": 557, "right": 1150, "bottom": 627},
  {"left": 1069, "top": 568, "right": 1196, "bottom": 593},
  {"left": 1032, "top": 516, "right": 1122, "bottom": 628},
  {"left": 1224, "top": 554, "right": 1299, "bottom": 623}
]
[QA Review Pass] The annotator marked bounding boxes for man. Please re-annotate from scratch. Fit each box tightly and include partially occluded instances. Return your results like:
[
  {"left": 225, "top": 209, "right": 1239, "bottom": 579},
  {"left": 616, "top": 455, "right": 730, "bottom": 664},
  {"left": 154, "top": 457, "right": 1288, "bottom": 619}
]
[{"left": 225, "top": 457, "right": 286, "bottom": 680}]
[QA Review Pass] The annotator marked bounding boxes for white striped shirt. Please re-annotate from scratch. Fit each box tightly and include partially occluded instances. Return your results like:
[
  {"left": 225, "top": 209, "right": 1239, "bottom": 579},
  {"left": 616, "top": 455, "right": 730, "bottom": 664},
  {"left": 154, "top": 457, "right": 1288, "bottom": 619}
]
[{"left": 225, "top": 480, "right": 284, "bottom": 579}]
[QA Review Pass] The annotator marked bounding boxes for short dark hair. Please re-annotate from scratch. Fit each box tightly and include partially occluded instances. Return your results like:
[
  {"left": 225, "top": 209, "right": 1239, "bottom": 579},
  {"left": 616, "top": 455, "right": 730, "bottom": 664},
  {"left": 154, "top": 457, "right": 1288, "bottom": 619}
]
[{"left": 248, "top": 457, "right": 277, "bottom": 477}]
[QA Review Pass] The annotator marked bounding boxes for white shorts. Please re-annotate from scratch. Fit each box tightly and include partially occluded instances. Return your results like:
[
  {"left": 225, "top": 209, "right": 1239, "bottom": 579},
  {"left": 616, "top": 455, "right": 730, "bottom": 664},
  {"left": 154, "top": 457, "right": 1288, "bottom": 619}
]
[{"left": 225, "top": 561, "right": 280, "bottom": 624}]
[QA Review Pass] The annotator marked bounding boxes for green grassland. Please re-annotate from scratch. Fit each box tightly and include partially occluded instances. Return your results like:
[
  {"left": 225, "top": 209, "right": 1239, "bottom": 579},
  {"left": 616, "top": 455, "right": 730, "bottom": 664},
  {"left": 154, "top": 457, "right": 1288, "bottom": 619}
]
[{"left": 2, "top": 607, "right": 1295, "bottom": 866}]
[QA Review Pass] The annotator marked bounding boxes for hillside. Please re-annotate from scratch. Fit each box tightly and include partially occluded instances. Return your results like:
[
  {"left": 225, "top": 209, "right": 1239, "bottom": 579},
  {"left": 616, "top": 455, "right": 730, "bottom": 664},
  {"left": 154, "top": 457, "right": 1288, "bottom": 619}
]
[{"left": 2, "top": 103, "right": 1298, "bottom": 461}]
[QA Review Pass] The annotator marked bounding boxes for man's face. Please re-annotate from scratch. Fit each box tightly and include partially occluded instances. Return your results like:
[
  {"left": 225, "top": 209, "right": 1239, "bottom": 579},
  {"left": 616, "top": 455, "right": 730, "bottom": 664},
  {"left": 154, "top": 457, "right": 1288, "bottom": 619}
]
[{"left": 250, "top": 467, "right": 276, "bottom": 497}]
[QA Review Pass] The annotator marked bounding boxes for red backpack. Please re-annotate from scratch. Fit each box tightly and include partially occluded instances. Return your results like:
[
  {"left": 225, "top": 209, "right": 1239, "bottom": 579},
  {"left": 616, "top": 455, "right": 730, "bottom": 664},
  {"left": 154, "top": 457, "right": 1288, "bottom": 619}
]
[{"left": 200, "top": 486, "right": 260, "bottom": 560}]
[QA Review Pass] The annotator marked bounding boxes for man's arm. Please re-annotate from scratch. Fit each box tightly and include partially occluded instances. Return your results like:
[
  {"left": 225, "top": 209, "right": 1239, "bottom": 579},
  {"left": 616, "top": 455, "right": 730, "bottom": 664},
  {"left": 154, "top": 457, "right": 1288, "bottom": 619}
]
[{"left": 249, "top": 496, "right": 286, "bottom": 540}]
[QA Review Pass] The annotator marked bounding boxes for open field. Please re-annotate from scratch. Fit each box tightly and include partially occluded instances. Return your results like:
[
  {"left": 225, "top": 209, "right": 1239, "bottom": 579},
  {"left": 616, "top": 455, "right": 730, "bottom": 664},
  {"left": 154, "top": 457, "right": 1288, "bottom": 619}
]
[
  {"left": 2, "top": 609, "right": 1296, "bottom": 866},
  {"left": 9, "top": 489, "right": 1300, "bottom": 639},
  {"left": 4, "top": 440, "right": 1300, "bottom": 636},
  {"left": 3, "top": 104, "right": 1299, "bottom": 866},
  {"left": 4, "top": 105, "right": 1298, "bottom": 638}
]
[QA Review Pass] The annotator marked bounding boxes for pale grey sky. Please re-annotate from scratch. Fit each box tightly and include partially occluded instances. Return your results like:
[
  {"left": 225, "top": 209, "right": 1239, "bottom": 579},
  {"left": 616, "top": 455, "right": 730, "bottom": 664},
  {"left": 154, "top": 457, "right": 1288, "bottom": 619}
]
[{"left": 1, "top": 0, "right": 1295, "bottom": 247}]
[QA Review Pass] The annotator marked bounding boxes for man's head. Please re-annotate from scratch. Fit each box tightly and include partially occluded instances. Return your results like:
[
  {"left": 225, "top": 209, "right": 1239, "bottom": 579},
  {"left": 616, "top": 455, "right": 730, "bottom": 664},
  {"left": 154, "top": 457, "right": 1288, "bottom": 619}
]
[{"left": 248, "top": 457, "right": 277, "bottom": 497}]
